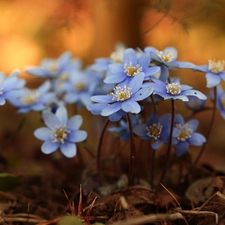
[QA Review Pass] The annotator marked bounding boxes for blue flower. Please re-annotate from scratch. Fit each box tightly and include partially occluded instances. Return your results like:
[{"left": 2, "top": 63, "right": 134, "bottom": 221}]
[
  {"left": 104, "top": 48, "right": 160, "bottom": 85},
  {"left": 133, "top": 112, "right": 180, "bottom": 149},
  {"left": 144, "top": 47, "right": 194, "bottom": 81},
  {"left": 10, "top": 80, "right": 56, "bottom": 113},
  {"left": 148, "top": 78, "right": 207, "bottom": 102},
  {"left": 174, "top": 114, "right": 206, "bottom": 157},
  {"left": 90, "top": 73, "right": 153, "bottom": 116},
  {"left": 213, "top": 84, "right": 225, "bottom": 119},
  {"left": 0, "top": 71, "right": 24, "bottom": 105},
  {"left": 26, "top": 52, "right": 74, "bottom": 78},
  {"left": 108, "top": 114, "right": 139, "bottom": 141},
  {"left": 193, "top": 59, "right": 225, "bottom": 88},
  {"left": 34, "top": 106, "right": 87, "bottom": 158}
]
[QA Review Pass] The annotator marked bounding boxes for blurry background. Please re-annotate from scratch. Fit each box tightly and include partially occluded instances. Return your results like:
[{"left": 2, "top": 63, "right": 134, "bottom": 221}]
[{"left": 0, "top": 0, "right": 225, "bottom": 173}]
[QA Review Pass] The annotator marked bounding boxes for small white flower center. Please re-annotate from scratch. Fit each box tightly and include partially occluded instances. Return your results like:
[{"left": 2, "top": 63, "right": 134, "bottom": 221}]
[
  {"left": 146, "top": 123, "right": 162, "bottom": 140},
  {"left": 157, "top": 50, "right": 174, "bottom": 62},
  {"left": 19, "top": 89, "right": 40, "bottom": 105},
  {"left": 208, "top": 59, "right": 225, "bottom": 74},
  {"left": 51, "top": 124, "right": 70, "bottom": 144},
  {"left": 110, "top": 51, "right": 123, "bottom": 63},
  {"left": 59, "top": 72, "right": 68, "bottom": 81},
  {"left": 176, "top": 123, "right": 193, "bottom": 141},
  {"left": 124, "top": 62, "right": 142, "bottom": 76},
  {"left": 74, "top": 82, "right": 87, "bottom": 92},
  {"left": 110, "top": 85, "right": 132, "bottom": 101},
  {"left": 46, "top": 61, "right": 59, "bottom": 73},
  {"left": 166, "top": 83, "right": 181, "bottom": 95}
]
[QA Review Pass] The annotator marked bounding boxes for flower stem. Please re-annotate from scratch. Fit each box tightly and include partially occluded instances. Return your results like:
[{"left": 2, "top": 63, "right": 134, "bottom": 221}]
[
  {"left": 127, "top": 112, "right": 136, "bottom": 186},
  {"left": 193, "top": 86, "right": 217, "bottom": 168},
  {"left": 97, "top": 119, "right": 110, "bottom": 183},
  {"left": 158, "top": 99, "right": 175, "bottom": 185}
]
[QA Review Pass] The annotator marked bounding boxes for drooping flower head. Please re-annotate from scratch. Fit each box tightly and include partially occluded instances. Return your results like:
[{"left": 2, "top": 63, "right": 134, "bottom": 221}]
[
  {"left": 89, "top": 73, "right": 153, "bottom": 117},
  {"left": 174, "top": 114, "right": 206, "bottom": 156},
  {"left": 34, "top": 106, "right": 87, "bottom": 158},
  {"left": 147, "top": 78, "right": 207, "bottom": 102},
  {"left": 193, "top": 59, "right": 225, "bottom": 88},
  {"left": 133, "top": 112, "right": 180, "bottom": 149}
]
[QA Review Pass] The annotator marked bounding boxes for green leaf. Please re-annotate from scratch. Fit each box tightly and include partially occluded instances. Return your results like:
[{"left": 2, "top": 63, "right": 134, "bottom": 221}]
[
  {"left": 57, "top": 216, "right": 83, "bottom": 225},
  {"left": 0, "top": 173, "right": 21, "bottom": 191}
]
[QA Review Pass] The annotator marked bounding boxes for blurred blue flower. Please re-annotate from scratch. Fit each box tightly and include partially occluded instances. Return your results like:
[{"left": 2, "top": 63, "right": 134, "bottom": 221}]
[
  {"left": 104, "top": 48, "right": 160, "bottom": 85},
  {"left": 133, "top": 112, "right": 180, "bottom": 149},
  {"left": 148, "top": 78, "right": 207, "bottom": 102},
  {"left": 174, "top": 114, "right": 206, "bottom": 156},
  {"left": 144, "top": 46, "right": 194, "bottom": 82},
  {"left": 193, "top": 59, "right": 225, "bottom": 88},
  {"left": 10, "top": 80, "right": 56, "bottom": 113},
  {"left": 26, "top": 52, "right": 75, "bottom": 79},
  {"left": 90, "top": 73, "right": 153, "bottom": 116},
  {"left": 108, "top": 114, "right": 139, "bottom": 141},
  {"left": 0, "top": 71, "right": 24, "bottom": 105},
  {"left": 185, "top": 96, "right": 207, "bottom": 111},
  {"left": 34, "top": 106, "right": 87, "bottom": 158},
  {"left": 213, "top": 84, "right": 225, "bottom": 119}
]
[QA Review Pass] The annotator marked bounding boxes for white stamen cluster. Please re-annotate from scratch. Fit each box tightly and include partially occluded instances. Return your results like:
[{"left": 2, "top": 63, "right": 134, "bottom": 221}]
[
  {"left": 110, "top": 85, "right": 132, "bottom": 101},
  {"left": 19, "top": 89, "right": 40, "bottom": 105},
  {"left": 166, "top": 83, "right": 181, "bottom": 95},
  {"left": 157, "top": 50, "right": 174, "bottom": 62},
  {"left": 146, "top": 123, "right": 162, "bottom": 140},
  {"left": 51, "top": 124, "right": 70, "bottom": 144},
  {"left": 208, "top": 59, "right": 225, "bottom": 74},
  {"left": 124, "top": 62, "right": 142, "bottom": 76},
  {"left": 74, "top": 82, "right": 87, "bottom": 92},
  {"left": 110, "top": 51, "right": 123, "bottom": 63},
  {"left": 176, "top": 123, "right": 193, "bottom": 141},
  {"left": 46, "top": 61, "right": 59, "bottom": 73}
]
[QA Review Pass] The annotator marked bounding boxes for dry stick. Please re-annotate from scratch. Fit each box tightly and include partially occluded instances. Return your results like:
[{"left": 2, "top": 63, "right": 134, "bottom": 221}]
[
  {"left": 127, "top": 112, "right": 136, "bottom": 186},
  {"left": 97, "top": 119, "right": 110, "bottom": 183},
  {"left": 111, "top": 213, "right": 188, "bottom": 225},
  {"left": 193, "top": 87, "right": 217, "bottom": 168},
  {"left": 158, "top": 99, "right": 175, "bottom": 185}
]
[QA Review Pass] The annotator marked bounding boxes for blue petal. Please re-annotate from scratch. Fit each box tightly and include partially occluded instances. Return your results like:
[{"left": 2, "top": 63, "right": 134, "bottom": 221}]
[
  {"left": 2, "top": 77, "right": 17, "bottom": 91},
  {"left": 138, "top": 52, "right": 150, "bottom": 70},
  {"left": 101, "top": 102, "right": 122, "bottom": 116},
  {"left": 60, "top": 142, "right": 77, "bottom": 158},
  {"left": 64, "top": 93, "right": 79, "bottom": 103},
  {"left": 58, "top": 52, "right": 72, "bottom": 67},
  {"left": 87, "top": 103, "right": 108, "bottom": 115},
  {"left": 104, "top": 73, "right": 126, "bottom": 84},
  {"left": 68, "top": 130, "right": 87, "bottom": 142},
  {"left": 133, "top": 124, "right": 148, "bottom": 137},
  {"left": 174, "top": 114, "right": 185, "bottom": 125},
  {"left": 121, "top": 100, "right": 140, "bottom": 113},
  {"left": 91, "top": 95, "right": 114, "bottom": 103},
  {"left": 41, "top": 140, "right": 59, "bottom": 154},
  {"left": 151, "top": 139, "right": 161, "bottom": 150},
  {"left": 37, "top": 80, "right": 51, "bottom": 94},
  {"left": 128, "top": 73, "right": 144, "bottom": 93},
  {"left": 56, "top": 106, "right": 68, "bottom": 124},
  {"left": 26, "top": 68, "right": 46, "bottom": 77},
  {"left": 68, "top": 115, "right": 83, "bottom": 129},
  {"left": 0, "top": 97, "right": 6, "bottom": 105},
  {"left": 123, "top": 48, "right": 137, "bottom": 65},
  {"left": 175, "top": 141, "right": 189, "bottom": 157},
  {"left": 206, "top": 72, "right": 221, "bottom": 88},
  {"left": 34, "top": 127, "right": 51, "bottom": 140},
  {"left": 187, "top": 119, "right": 199, "bottom": 131},
  {"left": 108, "top": 64, "right": 124, "bottom": 73},
  {"left": 42, "top": 110, "right": 59, "bottom": 129},
  {"left": 183, "top": 90, "right": 207, "bottom": 100},
  {"left": 131, "top": 87, "right": 153, "bottom": 101},
  {"left": 188, "top": 133, "right": 206, "bottom": 146}
]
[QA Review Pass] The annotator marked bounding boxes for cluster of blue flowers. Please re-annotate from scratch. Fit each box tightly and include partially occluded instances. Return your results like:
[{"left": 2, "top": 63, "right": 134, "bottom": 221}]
[{"left": 1, "top": 44, "right": 225, "bottom": 159}]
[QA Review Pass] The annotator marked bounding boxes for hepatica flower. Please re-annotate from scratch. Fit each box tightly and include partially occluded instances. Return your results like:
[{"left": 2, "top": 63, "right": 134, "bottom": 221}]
[
  {"left": 193, "top": 59, "right": 225, "bottom": 88},
  {"left": 148, "top": 78, "right": 207, "bottom": 102},
  {"left": 10, "top": 80, "right": 55, "bottom": 113},
  {"left": 133, "top": 112, "right": 180, "bottom": 149},
  {"left": 90, "top": 73, "right": 153, "bottom": 116},
  {"left": 174, "top": 114, "right": 206, "bottom": 157},
  {"left": 34, "top": 106, "right": 87, "bottom": 158},
  {"left": 104, "top": 48, "right": 160, "bottom": 85},
  {"left": 0, "top": 71, "right": 24, "bottom": 105}
]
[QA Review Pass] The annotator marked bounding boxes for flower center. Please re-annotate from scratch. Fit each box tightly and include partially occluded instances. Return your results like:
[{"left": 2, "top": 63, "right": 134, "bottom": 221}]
[
  {"left": 46, "top": 61, "right": 59, "bottom": 73},
  {"left": 124, "top": 62, "right": 142, "bottom": 76},
  {"left": 166, "top": 83, "right": 181, "bottom": 95},
  {"left": 110, "top": 85, "right": 132, "bottom": 101},
  {"left": 176, "top": 123, "right": 193, "bottom": 141},
  {"left": 146, "top": 123, "right": 162, "bottom": 140},
  {"left": 19, "top": 89, "right": 40, "bottom": 105},
  {"left": 59, "top": 72, "right": 68, "bottom": 81},
  {"left": 51, "top": 124, "right": 70, "bottom": 144},
  {"left": 110, "top": 51, "right": 123, "bottom": 63},
  {"left": 157, "top": 50, "right": 174, "bottom": 62},
  {"left": 74, "top": 82, "right": 87, "bottom": 92},
  {"left": 208, "top": 59, "right": 225, "bottom": 74}
]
